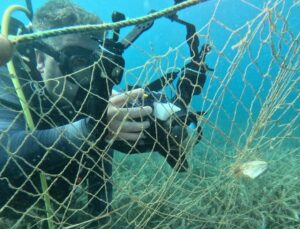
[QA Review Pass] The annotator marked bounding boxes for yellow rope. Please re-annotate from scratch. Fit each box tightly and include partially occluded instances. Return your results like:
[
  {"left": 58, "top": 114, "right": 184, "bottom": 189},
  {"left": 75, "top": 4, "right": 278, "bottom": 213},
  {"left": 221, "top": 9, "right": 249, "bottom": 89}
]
[
  {"left": 1, "top": 5, "right": 54, "bottom": 228},
  {"left": 11, "top": 0, "right": 202, "bottom": 45},
  {"left": 1, "top": 5, "right": 35, "bottom": 130}
]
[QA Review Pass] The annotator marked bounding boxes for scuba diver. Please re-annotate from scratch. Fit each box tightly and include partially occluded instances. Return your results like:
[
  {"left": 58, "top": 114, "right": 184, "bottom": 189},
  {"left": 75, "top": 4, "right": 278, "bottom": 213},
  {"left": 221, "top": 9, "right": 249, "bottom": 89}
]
[{"left": 0, "top": 0, "right": 212, "bottom": 227}]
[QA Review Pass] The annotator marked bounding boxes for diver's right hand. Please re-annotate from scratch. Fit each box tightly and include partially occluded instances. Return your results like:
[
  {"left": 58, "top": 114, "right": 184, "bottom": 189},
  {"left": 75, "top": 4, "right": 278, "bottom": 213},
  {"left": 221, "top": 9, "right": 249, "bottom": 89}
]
[{"left": 106, "top": 88, "right": 153, "bottom": 142}]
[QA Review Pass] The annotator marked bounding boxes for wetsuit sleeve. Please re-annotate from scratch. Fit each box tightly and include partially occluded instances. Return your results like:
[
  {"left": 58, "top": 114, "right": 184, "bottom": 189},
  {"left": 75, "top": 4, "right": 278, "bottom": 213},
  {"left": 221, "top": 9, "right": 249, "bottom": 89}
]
[
  {"left": 0, "top": 73, "right": 96, "bottom": 181},
  {"left": 0, "top": 102, "right": 95, "bottom": 180}
]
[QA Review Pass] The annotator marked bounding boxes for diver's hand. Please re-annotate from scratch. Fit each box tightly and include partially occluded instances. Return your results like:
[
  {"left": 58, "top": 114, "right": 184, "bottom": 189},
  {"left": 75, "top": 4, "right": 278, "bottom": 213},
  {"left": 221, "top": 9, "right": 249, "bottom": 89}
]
[{"left": 106, "top": 88, "right": 152, "bottom": 141}]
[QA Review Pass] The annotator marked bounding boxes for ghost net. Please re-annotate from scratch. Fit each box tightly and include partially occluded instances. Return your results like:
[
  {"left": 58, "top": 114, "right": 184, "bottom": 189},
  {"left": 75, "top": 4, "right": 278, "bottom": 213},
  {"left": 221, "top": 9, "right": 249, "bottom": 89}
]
[{"left": 0, "top": 0, "right": 299, "bottom": 228}]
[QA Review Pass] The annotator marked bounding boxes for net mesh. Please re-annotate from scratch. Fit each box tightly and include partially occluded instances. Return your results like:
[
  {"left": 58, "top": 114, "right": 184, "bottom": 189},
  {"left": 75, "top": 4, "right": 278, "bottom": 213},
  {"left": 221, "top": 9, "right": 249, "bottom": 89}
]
[{"left": 0, "top": 0, "right": 299, "bottom": 228}]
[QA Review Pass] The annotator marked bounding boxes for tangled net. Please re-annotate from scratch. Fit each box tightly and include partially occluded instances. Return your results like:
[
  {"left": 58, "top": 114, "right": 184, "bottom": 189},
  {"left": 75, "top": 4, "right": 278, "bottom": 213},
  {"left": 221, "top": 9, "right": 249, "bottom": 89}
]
[{"left": 0, "top": 0, "right": 299, "bottom": 228}]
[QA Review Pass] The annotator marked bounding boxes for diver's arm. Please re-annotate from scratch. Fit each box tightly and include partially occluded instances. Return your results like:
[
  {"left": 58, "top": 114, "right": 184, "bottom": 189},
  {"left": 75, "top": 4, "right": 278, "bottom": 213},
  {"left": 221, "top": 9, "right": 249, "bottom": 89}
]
[{"left": 0, "top": 117, "right": 94, "bottom": 180}]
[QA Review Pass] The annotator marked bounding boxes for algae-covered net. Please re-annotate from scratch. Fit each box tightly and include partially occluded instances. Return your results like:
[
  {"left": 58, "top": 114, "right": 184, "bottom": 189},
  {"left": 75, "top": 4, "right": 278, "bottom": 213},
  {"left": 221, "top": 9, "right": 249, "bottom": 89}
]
[{"left": 0, "top": 0, "right": 299, "bottom": 228}]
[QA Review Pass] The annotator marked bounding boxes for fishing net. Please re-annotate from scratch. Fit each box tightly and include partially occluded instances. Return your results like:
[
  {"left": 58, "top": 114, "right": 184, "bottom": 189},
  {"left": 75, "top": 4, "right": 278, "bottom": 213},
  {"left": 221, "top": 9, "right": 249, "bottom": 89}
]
[{"left": 0, "top": 0, "right": 299, "bottom": 228}]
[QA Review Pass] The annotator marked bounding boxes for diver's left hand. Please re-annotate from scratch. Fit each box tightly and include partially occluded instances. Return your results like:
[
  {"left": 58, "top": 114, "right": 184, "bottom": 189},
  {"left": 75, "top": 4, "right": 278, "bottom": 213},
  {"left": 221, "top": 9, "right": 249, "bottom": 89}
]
[{"left": 106, "top": 88, "right": 152, "bottom": 142}]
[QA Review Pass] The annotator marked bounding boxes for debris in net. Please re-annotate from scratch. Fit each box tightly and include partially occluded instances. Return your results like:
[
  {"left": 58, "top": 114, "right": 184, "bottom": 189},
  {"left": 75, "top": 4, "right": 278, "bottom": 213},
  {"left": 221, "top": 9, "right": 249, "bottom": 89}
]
[{"left": 234, "top": 160, "right": 268, "bottom": 179}]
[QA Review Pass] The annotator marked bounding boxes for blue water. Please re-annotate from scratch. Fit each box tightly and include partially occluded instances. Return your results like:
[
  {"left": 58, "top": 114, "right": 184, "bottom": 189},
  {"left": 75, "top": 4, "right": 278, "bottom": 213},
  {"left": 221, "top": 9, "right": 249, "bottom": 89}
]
[{"left": 1, "top": 0, "right": 299, "bottom": 143}]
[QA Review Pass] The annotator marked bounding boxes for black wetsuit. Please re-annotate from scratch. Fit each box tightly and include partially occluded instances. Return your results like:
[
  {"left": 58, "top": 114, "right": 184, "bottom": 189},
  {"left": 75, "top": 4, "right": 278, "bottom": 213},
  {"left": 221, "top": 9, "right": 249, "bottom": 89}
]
[{"left": 0, "top": 67, "right": 112, "bottom": 222}]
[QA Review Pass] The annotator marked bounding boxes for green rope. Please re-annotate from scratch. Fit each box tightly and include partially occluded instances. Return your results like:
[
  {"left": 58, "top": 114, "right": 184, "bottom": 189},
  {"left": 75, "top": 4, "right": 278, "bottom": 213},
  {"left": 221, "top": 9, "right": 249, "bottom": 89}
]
[{"left": 11, "top": 0, "right": 201, "bottom": 45}]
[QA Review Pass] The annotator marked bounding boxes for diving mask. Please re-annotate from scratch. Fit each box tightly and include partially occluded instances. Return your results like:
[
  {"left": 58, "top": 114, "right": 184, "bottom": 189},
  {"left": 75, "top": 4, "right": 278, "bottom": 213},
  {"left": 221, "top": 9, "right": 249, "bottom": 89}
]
[
  {"left": 57, "top": 46, "right": 102, "bottom": 76},
  {"left": 33, "top": 39, "right": 124, "bottom": 86}
]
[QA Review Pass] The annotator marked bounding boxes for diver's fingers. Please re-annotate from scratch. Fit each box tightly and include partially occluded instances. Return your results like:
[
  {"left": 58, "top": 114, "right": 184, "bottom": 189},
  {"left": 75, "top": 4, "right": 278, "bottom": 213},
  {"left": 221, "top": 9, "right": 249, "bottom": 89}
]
[
  {"left": 114, "top": 106, "right": 152, "bottom": 119},
  {"left": 109, "top": 88, "right": 144, "bottom": 107},
  {"left": 109, "top": 120, "right": 150, "bottom": 133},
  {"left": 117, "top": 132, "right": 145, "bottom": 141}
]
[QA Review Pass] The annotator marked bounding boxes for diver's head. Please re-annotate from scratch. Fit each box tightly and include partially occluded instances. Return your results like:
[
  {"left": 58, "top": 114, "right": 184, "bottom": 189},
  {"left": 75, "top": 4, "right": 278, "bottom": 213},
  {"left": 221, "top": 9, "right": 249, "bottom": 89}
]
[{"left": 32, "top": 0, "right": 105, "bottom": 106}]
